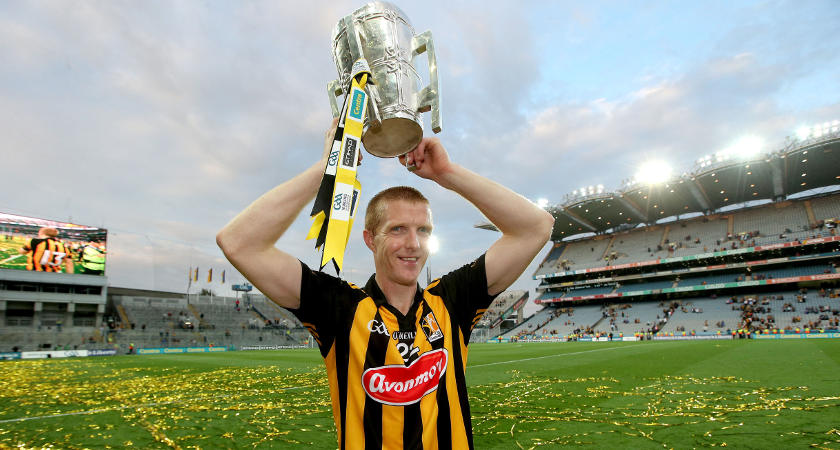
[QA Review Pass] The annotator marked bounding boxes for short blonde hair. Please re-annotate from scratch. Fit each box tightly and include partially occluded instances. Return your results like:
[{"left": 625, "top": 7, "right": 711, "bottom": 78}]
[
  {"left": 40, "top": 227, "right": 59, "bottom": 238},
  {"left": 365, "top": 186, "right": 429, "bottom": 234}
]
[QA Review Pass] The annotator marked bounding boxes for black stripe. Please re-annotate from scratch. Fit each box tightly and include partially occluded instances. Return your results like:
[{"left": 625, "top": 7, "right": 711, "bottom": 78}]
[
  {"left": 404, "top": 403, "right": 422, "bottom": 448},
  {"left": 335, "top": 326, "right": 349, "bottom": 450},
  {"left": 449, "top": 327, "right": 474, "bottom": 450},
  {"left": 435, "top": 377, "right": 452, "bottom": 449},
  {"left": 363, "top": 310, "right": 389, "bottom": 450},
  {"left": 420, "top": 300, "right": 450, "bottom": 450}
]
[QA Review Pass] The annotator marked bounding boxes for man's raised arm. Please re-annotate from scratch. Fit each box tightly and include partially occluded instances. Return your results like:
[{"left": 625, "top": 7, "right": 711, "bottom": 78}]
[
  {"left": 399, "top": 138, "right": 554, "bottom": 296},
  {"left": 216, "top": 119, "right": 340, "bottom": 309}
]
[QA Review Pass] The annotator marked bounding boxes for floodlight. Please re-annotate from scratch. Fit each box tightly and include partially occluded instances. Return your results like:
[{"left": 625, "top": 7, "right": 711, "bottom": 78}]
[
  {"left": 796, "top": 126, "right": 811, "bottom": 140},
  {"left": 536, "top": 198, "right": 549, "bottom": 208},
  {"left": 635, "top": 160, "right": 672, "bottom": 185},
  {"left": 723, "top": 135, "right": 763, "bottom": 160},
  {"left": 428, "top": 235, "right": 440, "bottom": 254}
]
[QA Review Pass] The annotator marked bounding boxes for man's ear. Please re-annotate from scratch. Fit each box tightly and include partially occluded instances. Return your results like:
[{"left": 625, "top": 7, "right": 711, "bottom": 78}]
[{"left": 363, "top": 229, "right": 375, "bottom": 251}]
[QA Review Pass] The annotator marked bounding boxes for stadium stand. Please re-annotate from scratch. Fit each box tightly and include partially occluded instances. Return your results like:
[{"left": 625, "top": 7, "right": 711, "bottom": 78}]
[
  {"left": 534, "top": 195, "right": 839, "bottom": 278},
  {"left": 537, "top": 305, "right": 604, "bottom": 337},
  {"left": 564, "top": 285, "right": 615, "bottom": 296},
  {"left": 534, "top": 244, "right": 566, "bottom": 277},
  {"left": 608, "top": 227, "right": 666, "bottom": 263},
  {"left": 670, "top": 216, "right": 730, "bottom": 257},
  {"left": 811, "top": 196, "right": 840, "bottom": 221},
  {"left": 551, "top": 237, "right": 612, "bottom": 270},
  {"left": 616, "top": 280, "right": 674, "bottom": 292},
  {"left": 511, "top": 128, "right": 840, "bottom": 341},
  {"left": 732, "top": 202, "right": 810, "bottom": 237},
  {"left": 595, "top": 301, "right": 666, "bottom": 335},
  {"left": 472, "top": 290, "right": 528, "bottom": 342}
]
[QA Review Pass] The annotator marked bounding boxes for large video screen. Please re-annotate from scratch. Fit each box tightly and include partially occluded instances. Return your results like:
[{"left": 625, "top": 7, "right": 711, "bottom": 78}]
[{"left": 0, "top": 212, "right": 108, "bottom": 276}]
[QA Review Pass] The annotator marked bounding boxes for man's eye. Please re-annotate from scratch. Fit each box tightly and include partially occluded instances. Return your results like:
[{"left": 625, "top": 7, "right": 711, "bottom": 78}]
[
  {"left": 390, "top": 226, "right": 404, "bottom": 233},
  {"left": 419, "top": 227, "right": 431, "bottom": 235}
]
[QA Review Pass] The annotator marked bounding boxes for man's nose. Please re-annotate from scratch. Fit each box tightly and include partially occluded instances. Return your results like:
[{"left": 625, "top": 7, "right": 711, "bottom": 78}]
[{"left": 404, "top": 230, "right": 421, "bottom": 249}]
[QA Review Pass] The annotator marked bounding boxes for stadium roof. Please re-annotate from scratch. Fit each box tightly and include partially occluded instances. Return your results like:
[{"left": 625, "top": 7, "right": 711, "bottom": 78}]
[{"left": 477, "top": 128, "right": 840, "bottom": 241}]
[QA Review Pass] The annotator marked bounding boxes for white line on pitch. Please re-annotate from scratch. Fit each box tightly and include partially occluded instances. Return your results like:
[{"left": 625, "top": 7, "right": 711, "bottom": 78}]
[
  {"left": 0, "top": 385, "right": 310, "bottom": 424},
  {"left": 469, "top": 345, "right": 628, "bottom": 368}
]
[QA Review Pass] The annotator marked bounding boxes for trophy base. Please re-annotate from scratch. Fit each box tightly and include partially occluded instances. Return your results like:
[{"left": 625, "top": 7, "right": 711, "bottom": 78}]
[{"left": 362, "top": 118, "right": 423, "bottom": 158}]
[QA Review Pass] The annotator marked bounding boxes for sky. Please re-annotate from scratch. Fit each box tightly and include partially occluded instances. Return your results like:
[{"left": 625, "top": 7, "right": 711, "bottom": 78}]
[{"left": 1, "top": 0, "right": 839, "bottom": 312}]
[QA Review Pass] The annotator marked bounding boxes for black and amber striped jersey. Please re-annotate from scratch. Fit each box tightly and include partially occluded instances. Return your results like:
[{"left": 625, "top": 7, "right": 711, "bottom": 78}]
[
  {"left": 291, "top": 254, "right": 496, "bottom": 450},
  {"left": 24, "top": 238, "right": 71, "bottom": 272}
]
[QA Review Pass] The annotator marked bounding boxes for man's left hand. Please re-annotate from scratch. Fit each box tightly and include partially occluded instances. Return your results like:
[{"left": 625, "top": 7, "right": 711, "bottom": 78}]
[{"left": 398, "top": 137, "right": 453, "bottom": 183}]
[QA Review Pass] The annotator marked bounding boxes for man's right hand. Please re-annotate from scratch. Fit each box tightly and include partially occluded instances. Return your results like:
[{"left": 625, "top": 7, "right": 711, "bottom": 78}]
[
  {"left": 321, "top": 117, "right": 362, "bottom": 166},
  {"left": 321, "top": 118, "right": 339, "bottom": 162}
]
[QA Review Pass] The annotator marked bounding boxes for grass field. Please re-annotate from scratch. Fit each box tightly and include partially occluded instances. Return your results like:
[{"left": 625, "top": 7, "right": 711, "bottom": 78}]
[{"left": 1, "top": 340, "right": 839, "bottom": 449}]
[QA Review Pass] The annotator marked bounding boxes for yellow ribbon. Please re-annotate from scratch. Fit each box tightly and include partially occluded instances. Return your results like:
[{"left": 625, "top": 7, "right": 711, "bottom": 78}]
[{"left": 308, "top": 61, "right": 371, "bottom": 273}]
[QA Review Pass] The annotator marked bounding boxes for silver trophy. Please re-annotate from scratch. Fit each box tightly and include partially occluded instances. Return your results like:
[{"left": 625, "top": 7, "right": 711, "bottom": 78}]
[{"left": 328, "top": 1, "right": 441, "bottom": 158}]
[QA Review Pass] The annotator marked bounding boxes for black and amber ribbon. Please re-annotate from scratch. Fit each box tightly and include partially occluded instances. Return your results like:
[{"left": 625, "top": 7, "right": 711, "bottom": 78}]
[{"left": 308, "top": 59, "right": 372, "bottom": 274}]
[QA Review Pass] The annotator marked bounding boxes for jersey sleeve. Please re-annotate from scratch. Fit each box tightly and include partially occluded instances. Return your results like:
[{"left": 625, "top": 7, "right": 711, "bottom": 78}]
[
  {"left": 434, "top": 254, "right": 498, "bottom": 342},
  {"left": 287, "top": 261, "right": 359, "bottom": 356}
]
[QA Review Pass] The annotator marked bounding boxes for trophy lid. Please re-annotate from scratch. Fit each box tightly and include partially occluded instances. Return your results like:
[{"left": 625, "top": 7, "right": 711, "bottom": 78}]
[{"left": 331, "top": 1, "right": 413, "bottom": 42}]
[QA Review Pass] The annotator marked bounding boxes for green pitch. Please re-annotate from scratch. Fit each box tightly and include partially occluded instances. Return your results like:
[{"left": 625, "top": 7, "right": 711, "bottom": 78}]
[{"left": 1, "top": 340, "right": 839, "bottom": 449}]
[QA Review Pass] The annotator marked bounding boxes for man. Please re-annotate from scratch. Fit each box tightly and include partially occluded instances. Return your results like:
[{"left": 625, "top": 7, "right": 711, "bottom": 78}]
[
  {"left": 20, "top": 227, "right": 74, "bottom": 273},
  {"left": 217, "top": 120, "right": 554, "bottom": 449},
  {"left": 75, "top": 242, "right": 106, "bottom": 275}
]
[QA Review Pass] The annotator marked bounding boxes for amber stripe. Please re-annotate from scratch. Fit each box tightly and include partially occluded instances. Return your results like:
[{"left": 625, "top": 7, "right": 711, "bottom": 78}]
[{"left": 344, "top": 297, "right": 378, "bottom": 449}]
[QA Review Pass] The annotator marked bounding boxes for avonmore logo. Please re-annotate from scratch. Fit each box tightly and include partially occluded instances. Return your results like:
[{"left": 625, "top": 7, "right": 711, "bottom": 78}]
[{"left": 362, "top": 348, "right": 448, "bottom": 406}]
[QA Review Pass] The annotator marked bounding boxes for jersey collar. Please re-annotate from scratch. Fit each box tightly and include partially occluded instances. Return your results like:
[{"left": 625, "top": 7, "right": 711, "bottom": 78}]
[{"left": 364, "top": 274, "right": 424, "bottom": 319}]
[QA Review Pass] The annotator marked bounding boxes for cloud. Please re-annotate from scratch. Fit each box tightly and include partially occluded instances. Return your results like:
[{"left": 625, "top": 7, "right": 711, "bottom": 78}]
[
  {"left": 1, "top": 0, "right": 838, "bottom": 304},
  {"left": 451, "top": 50, "right": 820, "bottom": 203}
]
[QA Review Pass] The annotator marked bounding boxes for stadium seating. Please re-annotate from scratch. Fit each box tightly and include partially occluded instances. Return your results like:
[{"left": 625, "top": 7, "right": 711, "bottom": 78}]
[
  {"left": 670, "top": 217, "right": 729, "bottom": 257},
  {"left": 615, "top": 279, "right": 674, "bottom": 292},
  {"left": 677, "top": 273, "right": 739, "bottom": 287},
  {"left": 534, "top": 196, "right": 839, "bottom": 275},
  {"left": 537, "top": 305, "right": 604, "bottom": 336},
  {"left": 811, "top": 196, "right": 840, "bottom": 220},
  {"left": 534, "top": 245, "right": 566, "bottom": 276},
  {"left": 550, "top": 237, "right": 612, "bottom": 270},
  {"left": 661, "top": 297, "right": 742, "bottom": 334},
  {"left": 732, "top": 202, "right": 809, "bottom": 238},
  {"left": 608, "top": 227, "right": 666, "bottom": 263},
  {"left": 754, "top": 264, "right": 828, "bottom": 278},
  {"left": 594, "top": 301, "right": 664, "bottom": 335},
  {"left": 563, "top": 285, "right": 615, "bottom": 296},
  {"left": 475, "top": 290, "right": 527, "bottom": 329},
  {"left": 499, "top": 307, "right": 555, "bottom": 338}
]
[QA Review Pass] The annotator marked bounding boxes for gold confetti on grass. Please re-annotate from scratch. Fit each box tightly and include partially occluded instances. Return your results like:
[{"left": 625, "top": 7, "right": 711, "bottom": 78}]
[
  {"left": 0, "top": 358, "right": 333, "bottom": 448},
  {"left": 470, "top": 374, "right": 840, "bottom": 449},
  {"left": 2, "top": 356, "right": 839, "bottom": 448}
]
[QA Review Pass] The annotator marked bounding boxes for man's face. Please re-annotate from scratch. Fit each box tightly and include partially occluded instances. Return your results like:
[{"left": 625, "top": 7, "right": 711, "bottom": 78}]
[{"left": 365, "top": 200, "right": 433, "bottom": 287}]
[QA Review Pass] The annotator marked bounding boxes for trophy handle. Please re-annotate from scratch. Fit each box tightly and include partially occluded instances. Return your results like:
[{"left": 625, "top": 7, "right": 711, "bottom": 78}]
[
  {"left": 411, "top": 30, "right": 441, "bottom": 134},
  {"left": 327, "top": 79, "right": 343, "bottom": 118},
  {"left": 365, "top": 84, "right": 382, "bottom": 129}
]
